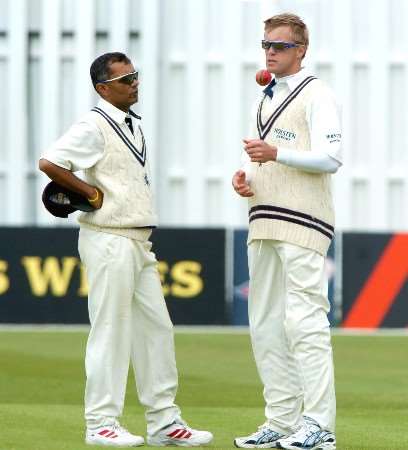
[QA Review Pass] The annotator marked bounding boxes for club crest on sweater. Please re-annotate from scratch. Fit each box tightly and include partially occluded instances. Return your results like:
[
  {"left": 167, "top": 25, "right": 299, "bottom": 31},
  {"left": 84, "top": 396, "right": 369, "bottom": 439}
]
[{"left": 273, "top": 127, "right": 296, "bottom": 142}]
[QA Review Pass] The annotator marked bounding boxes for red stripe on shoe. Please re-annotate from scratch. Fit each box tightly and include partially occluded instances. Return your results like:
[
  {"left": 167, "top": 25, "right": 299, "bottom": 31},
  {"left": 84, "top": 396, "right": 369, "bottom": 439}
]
[
  {"left": 174, "top": 429, "right": 187, "bottom": 438},
  {"left": 105, "top": 431, "right": 116, "bottom": 438},
  {"left": 168, "top": 428, "right": 192, "bottom": 439},
  {"left": 98, "top": 429, "right": 110, "bottom": 436},
  {"left": 167, "top": 429, "right": 184, "bottom": 438},
  {"left": 178, "top": 430, "right": 190, "bottom": 439}
]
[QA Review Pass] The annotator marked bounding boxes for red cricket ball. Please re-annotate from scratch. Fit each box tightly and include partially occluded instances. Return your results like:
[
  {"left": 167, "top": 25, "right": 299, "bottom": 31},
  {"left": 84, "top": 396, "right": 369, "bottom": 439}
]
[{"left": 255, "top": 69, "right": 272, "bottom": 86}]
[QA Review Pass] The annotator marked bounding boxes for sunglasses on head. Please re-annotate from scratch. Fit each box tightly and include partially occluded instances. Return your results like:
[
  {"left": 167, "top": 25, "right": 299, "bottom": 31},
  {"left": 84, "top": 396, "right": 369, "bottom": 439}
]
[
  {"left": 97, "top": 71, "right": 139, "bottom": 85},
  {"left": 261, "top": 40, "right": 301, "bottom": 51}
]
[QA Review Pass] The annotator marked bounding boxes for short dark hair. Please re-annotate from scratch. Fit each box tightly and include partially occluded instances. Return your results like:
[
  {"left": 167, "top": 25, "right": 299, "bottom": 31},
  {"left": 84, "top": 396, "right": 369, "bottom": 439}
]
[{"left": 90, "top": 52, "right": 131, "bottom": 89}]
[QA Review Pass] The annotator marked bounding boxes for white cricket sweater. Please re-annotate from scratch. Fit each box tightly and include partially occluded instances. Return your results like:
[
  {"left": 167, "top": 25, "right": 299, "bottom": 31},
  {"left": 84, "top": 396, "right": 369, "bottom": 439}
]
[
  {"left": 248, "top": 78, "right": 335, "bottom": 256},
  {"left": 78, "top": 109, "right": 157, "bottom": 240}
]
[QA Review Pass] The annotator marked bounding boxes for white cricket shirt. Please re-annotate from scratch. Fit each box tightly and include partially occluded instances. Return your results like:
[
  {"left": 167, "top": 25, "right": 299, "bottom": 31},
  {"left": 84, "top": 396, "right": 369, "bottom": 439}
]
[{"left": 41, "top": 98, "right": 137, "bottom": 170}]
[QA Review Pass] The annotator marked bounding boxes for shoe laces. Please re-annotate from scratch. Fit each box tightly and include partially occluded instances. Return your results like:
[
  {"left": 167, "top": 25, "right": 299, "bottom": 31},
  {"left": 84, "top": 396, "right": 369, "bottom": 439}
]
[
  {"left": 258, "top": 421, "right": 272, "bottom": 431},
  {"left": 291, "top": 417, "right": 320, "bottom": 440},
  {"left": 110, "top": 422, "right": 131, "bottom": 435},
  {"left": 249, "top": 422, "right": 274, "bottom": 438},
  {"left": 171, "top": 419, "right": 193, "bottom": 433}
]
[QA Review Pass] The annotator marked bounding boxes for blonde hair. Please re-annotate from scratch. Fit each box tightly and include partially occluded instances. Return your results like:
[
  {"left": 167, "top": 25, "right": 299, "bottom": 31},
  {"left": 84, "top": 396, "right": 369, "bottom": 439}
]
[{"left": 264, "top": 13, "right": 309, "bottom": 50}]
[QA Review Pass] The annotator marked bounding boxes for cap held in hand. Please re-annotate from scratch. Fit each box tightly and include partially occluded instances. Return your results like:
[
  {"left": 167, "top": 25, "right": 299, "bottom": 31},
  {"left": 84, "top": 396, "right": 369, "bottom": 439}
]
[
  {"left": 42, "top": 181, "right": 96, "bottom": 218},
  {"left": 255, "top": 69, "right": 272, "bottom": 86}
]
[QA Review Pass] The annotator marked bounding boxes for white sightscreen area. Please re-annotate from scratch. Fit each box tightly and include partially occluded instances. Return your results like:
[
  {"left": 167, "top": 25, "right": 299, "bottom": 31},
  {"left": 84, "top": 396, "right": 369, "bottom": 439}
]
[{"left": 0, "top": 0, "right": 407, "bottom": 230}]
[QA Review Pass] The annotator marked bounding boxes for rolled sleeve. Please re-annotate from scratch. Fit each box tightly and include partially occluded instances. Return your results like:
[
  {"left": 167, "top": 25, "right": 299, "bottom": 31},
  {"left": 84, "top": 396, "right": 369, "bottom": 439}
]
[{"left": 41, "top": 120, "right": 105, "bottom": 172}]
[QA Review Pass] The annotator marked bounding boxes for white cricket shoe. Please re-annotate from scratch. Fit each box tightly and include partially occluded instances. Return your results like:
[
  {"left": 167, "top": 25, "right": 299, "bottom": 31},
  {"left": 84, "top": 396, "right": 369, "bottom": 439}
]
[
  {"left": 276, "top": 416, "right": 336, "bottom": 450},
  {"left": 85, "top": 422, "right": 144, "bottom": 447},
  {"left": 147, "top": 420, "right": 213, "bottom": 447},
  {"left": 234, "top": 423, "right": 285, "bottom": 448}
]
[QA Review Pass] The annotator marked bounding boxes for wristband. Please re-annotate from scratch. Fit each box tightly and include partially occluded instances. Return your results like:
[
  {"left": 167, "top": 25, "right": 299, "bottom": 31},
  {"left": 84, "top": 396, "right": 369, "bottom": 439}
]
[{"left": 88, "top": 189, "right": 99, "bottom": 203}]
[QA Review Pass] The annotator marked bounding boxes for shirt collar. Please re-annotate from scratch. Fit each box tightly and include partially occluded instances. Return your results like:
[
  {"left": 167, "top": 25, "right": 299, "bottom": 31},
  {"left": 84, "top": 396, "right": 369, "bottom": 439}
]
[
  {"left": 97, "top": 98, "right": 133, "bottom": 124},
  {"left": 275, "top": 67, "right": 312, "bottom": 92}
]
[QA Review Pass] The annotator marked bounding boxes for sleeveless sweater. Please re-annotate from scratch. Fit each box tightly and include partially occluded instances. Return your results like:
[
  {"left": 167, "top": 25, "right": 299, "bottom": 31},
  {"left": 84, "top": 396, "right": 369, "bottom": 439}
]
[
  {"left": 248, "top": 79, "right": 334, "bottom": 256},
  {"left": 78, "top": 111, "right": 157, "bottom": 241}
]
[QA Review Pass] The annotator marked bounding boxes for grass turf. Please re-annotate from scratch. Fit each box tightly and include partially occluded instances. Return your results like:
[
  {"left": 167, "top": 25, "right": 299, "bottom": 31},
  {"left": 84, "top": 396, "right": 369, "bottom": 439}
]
[{"left": 0, "top": 331, "right": 407, "bottom": 450}]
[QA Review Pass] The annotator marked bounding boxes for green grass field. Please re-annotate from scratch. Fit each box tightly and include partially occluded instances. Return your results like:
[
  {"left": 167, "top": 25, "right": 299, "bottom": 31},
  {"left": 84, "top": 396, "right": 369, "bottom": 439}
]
[{"left": 0, "top": 330, "right": 407, "bottom": 450}]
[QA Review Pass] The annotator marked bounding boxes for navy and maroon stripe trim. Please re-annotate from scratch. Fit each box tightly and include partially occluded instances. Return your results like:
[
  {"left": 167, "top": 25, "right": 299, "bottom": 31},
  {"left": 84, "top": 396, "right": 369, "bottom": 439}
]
[
  {"left": 92, "top": 107, "right": 146, "bottom": 166},
  {"left": 257, "top": 76, "right": 317, "bottom": 140},
  {"left": 249, "top": 204, "right": 334, "bottom": 239}
]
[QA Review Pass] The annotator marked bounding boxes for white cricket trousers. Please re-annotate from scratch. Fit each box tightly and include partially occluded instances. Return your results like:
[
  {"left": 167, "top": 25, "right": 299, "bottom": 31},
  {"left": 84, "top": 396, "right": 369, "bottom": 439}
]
[
  {"left": 78, "top": 227, "right": 181, "bottom": 435},
  {"left": 248, "top": 239, "right": 336, "bottom": 433}
]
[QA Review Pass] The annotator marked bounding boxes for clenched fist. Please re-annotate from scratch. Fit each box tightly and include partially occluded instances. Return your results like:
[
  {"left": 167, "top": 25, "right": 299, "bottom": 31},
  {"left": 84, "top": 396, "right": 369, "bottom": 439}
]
[{"left": 243, "top": 139, "right": 277, "bottom": 163}]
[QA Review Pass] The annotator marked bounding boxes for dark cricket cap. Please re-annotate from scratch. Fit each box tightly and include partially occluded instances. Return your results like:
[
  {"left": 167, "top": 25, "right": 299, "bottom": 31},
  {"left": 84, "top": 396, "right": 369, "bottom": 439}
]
[{"left": 42, "top": 181, "right": 95, "bottom": 218}]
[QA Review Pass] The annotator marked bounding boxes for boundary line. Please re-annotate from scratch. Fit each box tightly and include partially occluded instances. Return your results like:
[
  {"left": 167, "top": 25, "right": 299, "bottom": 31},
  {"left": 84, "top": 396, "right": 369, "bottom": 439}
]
[{"left": 0, "top": 324, "right": 407, "bottom": 336}]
